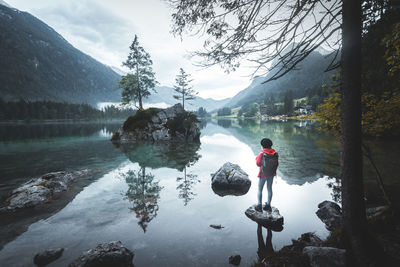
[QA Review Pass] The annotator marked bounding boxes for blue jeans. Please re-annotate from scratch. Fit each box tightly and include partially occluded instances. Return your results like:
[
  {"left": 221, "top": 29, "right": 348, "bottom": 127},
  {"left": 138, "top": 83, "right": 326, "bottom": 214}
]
[{"left": 258, "top": 176, "right": 274, "bottom": 205}]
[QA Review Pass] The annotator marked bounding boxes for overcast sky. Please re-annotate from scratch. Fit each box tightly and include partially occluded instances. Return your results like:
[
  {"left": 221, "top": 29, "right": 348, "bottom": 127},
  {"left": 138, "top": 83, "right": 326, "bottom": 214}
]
[{"left": 5, "top": 0, "right": 259, "bottom": 100}]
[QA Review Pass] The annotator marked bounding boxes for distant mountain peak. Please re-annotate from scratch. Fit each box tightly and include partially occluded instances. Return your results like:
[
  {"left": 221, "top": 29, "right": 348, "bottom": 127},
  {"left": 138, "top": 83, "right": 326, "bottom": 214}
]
[{"left": 0, "top": 0, "right": 11, "bottom": 8}]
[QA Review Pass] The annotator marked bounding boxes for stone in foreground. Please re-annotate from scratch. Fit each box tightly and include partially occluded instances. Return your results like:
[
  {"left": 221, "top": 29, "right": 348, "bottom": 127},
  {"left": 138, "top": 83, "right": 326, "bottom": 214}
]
[
  {"left": 316, "top": 201, "right": 342, "bottom": 231},
  {"left": 303, "top": 246, "right": 346, "bottom": 267},
  {"left": 245, "top": 205, "right": 284, "bottom": 231},
  {"left": 68, "top": 241, "right": 134, "bottom": 267},
  {"left": 211, "top": 162, "right": 251, "bottom": 196},
  {"left": 34, "top": 248, "right": 64, "bottom": 267},
  {"left": 1, "top": 170, "right": 90, "bottom": 211}
]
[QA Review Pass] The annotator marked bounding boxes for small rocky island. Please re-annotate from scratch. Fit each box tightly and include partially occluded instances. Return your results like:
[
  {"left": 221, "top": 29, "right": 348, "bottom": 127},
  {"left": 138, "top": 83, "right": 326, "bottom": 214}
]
[{"left": 111, "top": 104, "right": 200, "bottom": 143}]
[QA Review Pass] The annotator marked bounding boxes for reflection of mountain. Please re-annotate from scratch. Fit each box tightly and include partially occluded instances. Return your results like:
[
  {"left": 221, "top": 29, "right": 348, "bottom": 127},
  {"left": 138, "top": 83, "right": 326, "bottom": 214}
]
[
  {"left": 122, "top": 167, "right": 163, "bottom": 233},
  {"left": 176, "top": 166, "right": 200, "bottom": 206},
  {"left": 207, "top": 120, "right": 340, "bottom": 185},
  {"left": 115, "top": 142, "right": 201, "bottom": 171}
]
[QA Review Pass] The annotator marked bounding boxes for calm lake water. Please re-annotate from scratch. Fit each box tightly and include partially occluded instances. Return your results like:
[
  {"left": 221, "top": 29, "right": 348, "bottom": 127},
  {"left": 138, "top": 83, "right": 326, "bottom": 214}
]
[{"left": 0, "top": 119, "right": 396, "bottom": 266}]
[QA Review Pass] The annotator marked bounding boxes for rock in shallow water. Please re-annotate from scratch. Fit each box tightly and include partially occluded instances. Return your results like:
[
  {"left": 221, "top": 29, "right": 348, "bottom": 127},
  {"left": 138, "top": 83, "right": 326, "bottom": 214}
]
[
  {"left": 303, "top": 246, "right": 346, "bottom": 267},
  {"left": 245, "top": 205, "right": 284, "bottom": 231},
  {"left": 34, "top": 248, "right": 64, "bottom": 267},
  {"left": 211, "top": 162, "right": 251, "bottom": 196},
  {"left": 316, "top": 201, "right": 342, "bottom": 231},
  {"left": 229, "top": 254, "right": 241, "bottom": 266},
  {"left": 68, "top": 241, "right": 134, "bottom": 267},
  {"left": 1, "top": 170, "right": 90, "bottom": 211}
]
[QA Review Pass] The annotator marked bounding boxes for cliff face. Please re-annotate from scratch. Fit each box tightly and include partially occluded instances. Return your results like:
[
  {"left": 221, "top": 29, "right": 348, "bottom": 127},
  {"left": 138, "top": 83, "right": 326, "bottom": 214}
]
[
  {"left": 0, "top": 4, "right": 121, "bottom": 106},
  {"left": 111, "top": 104, "right": 200, "bottom": 143}
]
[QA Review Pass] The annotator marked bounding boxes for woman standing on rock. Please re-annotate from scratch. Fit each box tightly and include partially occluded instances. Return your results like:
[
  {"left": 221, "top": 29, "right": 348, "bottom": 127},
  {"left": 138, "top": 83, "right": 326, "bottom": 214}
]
[{"left": 255, "top": 138, "right": 279, "bottom": 212}]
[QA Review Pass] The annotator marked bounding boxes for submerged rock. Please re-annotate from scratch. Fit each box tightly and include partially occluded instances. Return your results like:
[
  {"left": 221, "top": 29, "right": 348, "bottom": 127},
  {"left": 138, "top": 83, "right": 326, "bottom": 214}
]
[
  {"left": 316, "top": 201, "right": 342, "bottom": 231},
  {"left": 229, "top": 255, "right": 241, "bottom": 266},
  {"left": 303, "top": 246, "right": 346, "bottom": 267},
  {"left": 111, "top": 104, "right": 200, "bottom": 143},
  {"left": 68, "top": 241, "right": 134, "bottom": 267},
  {"left": 366, "top": 205, "right": 388, "bottom": 220},
  {"left": 245, "top": 205, "right": 284, "bottom": 231},
  {"left": 1, "top": 170, "right": 90, "bottom": 211},
  {"left": 210, "top": 224, "right": 224, "bottom": 229},
  {"left": 211, "top": 162, "right": 251, "bottom": 196},
  {"left": 34, "top": 248, "right": 64, "bottom": 267}
]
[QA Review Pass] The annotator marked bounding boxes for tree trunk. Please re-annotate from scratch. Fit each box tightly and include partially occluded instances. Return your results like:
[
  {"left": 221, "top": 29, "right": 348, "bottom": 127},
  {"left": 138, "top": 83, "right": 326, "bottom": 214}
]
[
  {"left": 182, "top": 93, "right": 185, "bottom": 110},
  {"left": 341, "top": 0, "right": 372, "bottom": 265},
  {"left": 136, "top": 64, "right": 143, "bottom": 110}
]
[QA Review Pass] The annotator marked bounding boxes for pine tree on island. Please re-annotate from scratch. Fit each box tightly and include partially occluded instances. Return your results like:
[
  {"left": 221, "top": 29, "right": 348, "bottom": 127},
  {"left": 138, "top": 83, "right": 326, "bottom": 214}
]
[
  {"left": 173, "top": 68, "right": 197, "bottom": 110},
  {"left": 118, "top": 35, "right": 157, "bottom": 110}
]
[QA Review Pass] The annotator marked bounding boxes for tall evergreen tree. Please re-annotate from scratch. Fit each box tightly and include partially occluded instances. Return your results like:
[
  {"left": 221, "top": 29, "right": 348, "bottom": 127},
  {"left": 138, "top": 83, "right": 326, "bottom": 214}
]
[
  {"left": 283, "top": 90, "right": 294, "bottom": 115},
  {"left": 168, "top": 1, "right": 393, "bottom": 264},
  {"left": 119, "top": 35, "right": 157, "bottom": 110},
  {"left": 173, "top": 68, "right": 197, "bottom": 110}
]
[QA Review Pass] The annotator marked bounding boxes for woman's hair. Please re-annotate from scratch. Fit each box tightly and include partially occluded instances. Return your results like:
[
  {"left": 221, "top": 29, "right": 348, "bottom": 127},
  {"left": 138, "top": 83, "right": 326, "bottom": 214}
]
[{"left": 261, "top": 138, "right": 273, "bottom": 148}]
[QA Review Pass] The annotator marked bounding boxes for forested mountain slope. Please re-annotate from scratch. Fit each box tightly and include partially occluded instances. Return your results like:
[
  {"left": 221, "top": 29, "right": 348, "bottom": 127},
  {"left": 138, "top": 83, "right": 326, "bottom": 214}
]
[{"left": 0, "top": 4, "right": 121, "bottom": 106}]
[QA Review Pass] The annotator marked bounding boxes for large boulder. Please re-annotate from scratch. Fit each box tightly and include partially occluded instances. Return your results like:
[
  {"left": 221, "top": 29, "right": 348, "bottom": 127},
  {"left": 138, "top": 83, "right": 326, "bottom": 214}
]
[
  {"left": 211, "top": 162, "right": 251, "bottom": 196},
  {"left": 245, "top": 205, "right": 284, "bottom": 231},
  {"left": 1, "top": 170, "right": 90, "bottom": 211},
  {"left": 316, "top": 201, "right": 342, "bottom": 231},
  {"left": 68, "top": 241, "right": 134, "bottom": 267},
  {"left": 111, "top": 104, "right": 200, "bottom": 143},
  {"left": 34, "top": 248, "right": 64, "bottom": 267},
  {"left": 303, "top": 246, "right": 346, "bottom": 267}
]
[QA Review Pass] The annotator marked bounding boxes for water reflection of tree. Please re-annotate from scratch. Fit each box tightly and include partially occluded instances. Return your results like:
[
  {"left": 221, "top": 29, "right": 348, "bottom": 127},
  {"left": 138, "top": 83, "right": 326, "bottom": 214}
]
[
  {"left": 122, "top": 167, "right": 163, "bottom": 233},
  {"left": 176, "top": 166, "right": 200, "bottom": 206},
  {"left": 217, "top": 119, "right": 232, "bottom": 128}
]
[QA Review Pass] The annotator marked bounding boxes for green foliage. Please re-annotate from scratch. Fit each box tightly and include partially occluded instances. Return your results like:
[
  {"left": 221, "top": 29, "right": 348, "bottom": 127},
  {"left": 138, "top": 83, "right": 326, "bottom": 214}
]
[
  {"left": 173, "top": 68, "right": 197, "bottom": 110},
  {"left": 119, "top": 35, "right": 157, "bottom": 109},
  {"left": 313, "top": 93, "right": 342, "bottom": 135},
  {"left": 244, "top": 103, "right": 259, "bottom": 117},
  {"left": 195, "top": 107, "right": 208, "bottom": 117},
  {"left": 323, "top": 228, "right": 345, "bottom": 248},
  {"left": 315, "top": 91, "right": 400, "bottom": 137},
  {"left": 382, "top": 23, "right": 400, "bottom": 77},
  {"left": 165, "top": 111, "right": 199, "bottom": 136},
  {"left": 122, "top": 108, "right": 161, "bottom": 132},
  {"left": 217, "top": 107, "right": 232, "bottom": 116},
  {"left": 283, "top": 90, "right": 294, "bottom": 115},
  {"left": 0, "top": 99, "right": 135, "bottom": 121}
]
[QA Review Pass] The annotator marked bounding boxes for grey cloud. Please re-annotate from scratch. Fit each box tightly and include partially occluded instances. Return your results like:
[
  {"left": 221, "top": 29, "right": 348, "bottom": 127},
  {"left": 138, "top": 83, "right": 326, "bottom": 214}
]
[{"left": 33, "top": 0, "right": 134, "bottom": 54}]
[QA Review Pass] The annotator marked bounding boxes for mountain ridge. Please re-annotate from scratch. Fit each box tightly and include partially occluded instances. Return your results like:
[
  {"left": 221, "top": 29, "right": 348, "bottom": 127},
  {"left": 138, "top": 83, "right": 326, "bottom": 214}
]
[{"left": 0, "top": 4, "right": 121, "bottom": 106}]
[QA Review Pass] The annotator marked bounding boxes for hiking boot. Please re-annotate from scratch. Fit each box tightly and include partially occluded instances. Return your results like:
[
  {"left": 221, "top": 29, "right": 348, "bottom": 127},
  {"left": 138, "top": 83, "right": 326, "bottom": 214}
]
[
  {"left": 255, "top": 204, "right": 263, "bottom": 212},
  {"left": 263, "top": 203, "right": 272, "bottom": 212}
]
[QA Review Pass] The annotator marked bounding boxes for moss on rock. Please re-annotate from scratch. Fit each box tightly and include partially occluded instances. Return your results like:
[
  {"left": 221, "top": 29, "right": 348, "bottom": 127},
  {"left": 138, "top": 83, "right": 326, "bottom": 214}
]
[
  {"left": 122, "top": 108, "right": 161, "bottom": 132},
  {"left": 165, "top": 111, "right": 199, "bottom": 136}
]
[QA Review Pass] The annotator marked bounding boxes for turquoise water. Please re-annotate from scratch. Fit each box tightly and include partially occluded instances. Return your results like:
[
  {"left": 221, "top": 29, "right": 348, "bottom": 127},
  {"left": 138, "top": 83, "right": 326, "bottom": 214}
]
[{"left": 0, "top": 120, "right": 355, "bottom": 266}]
